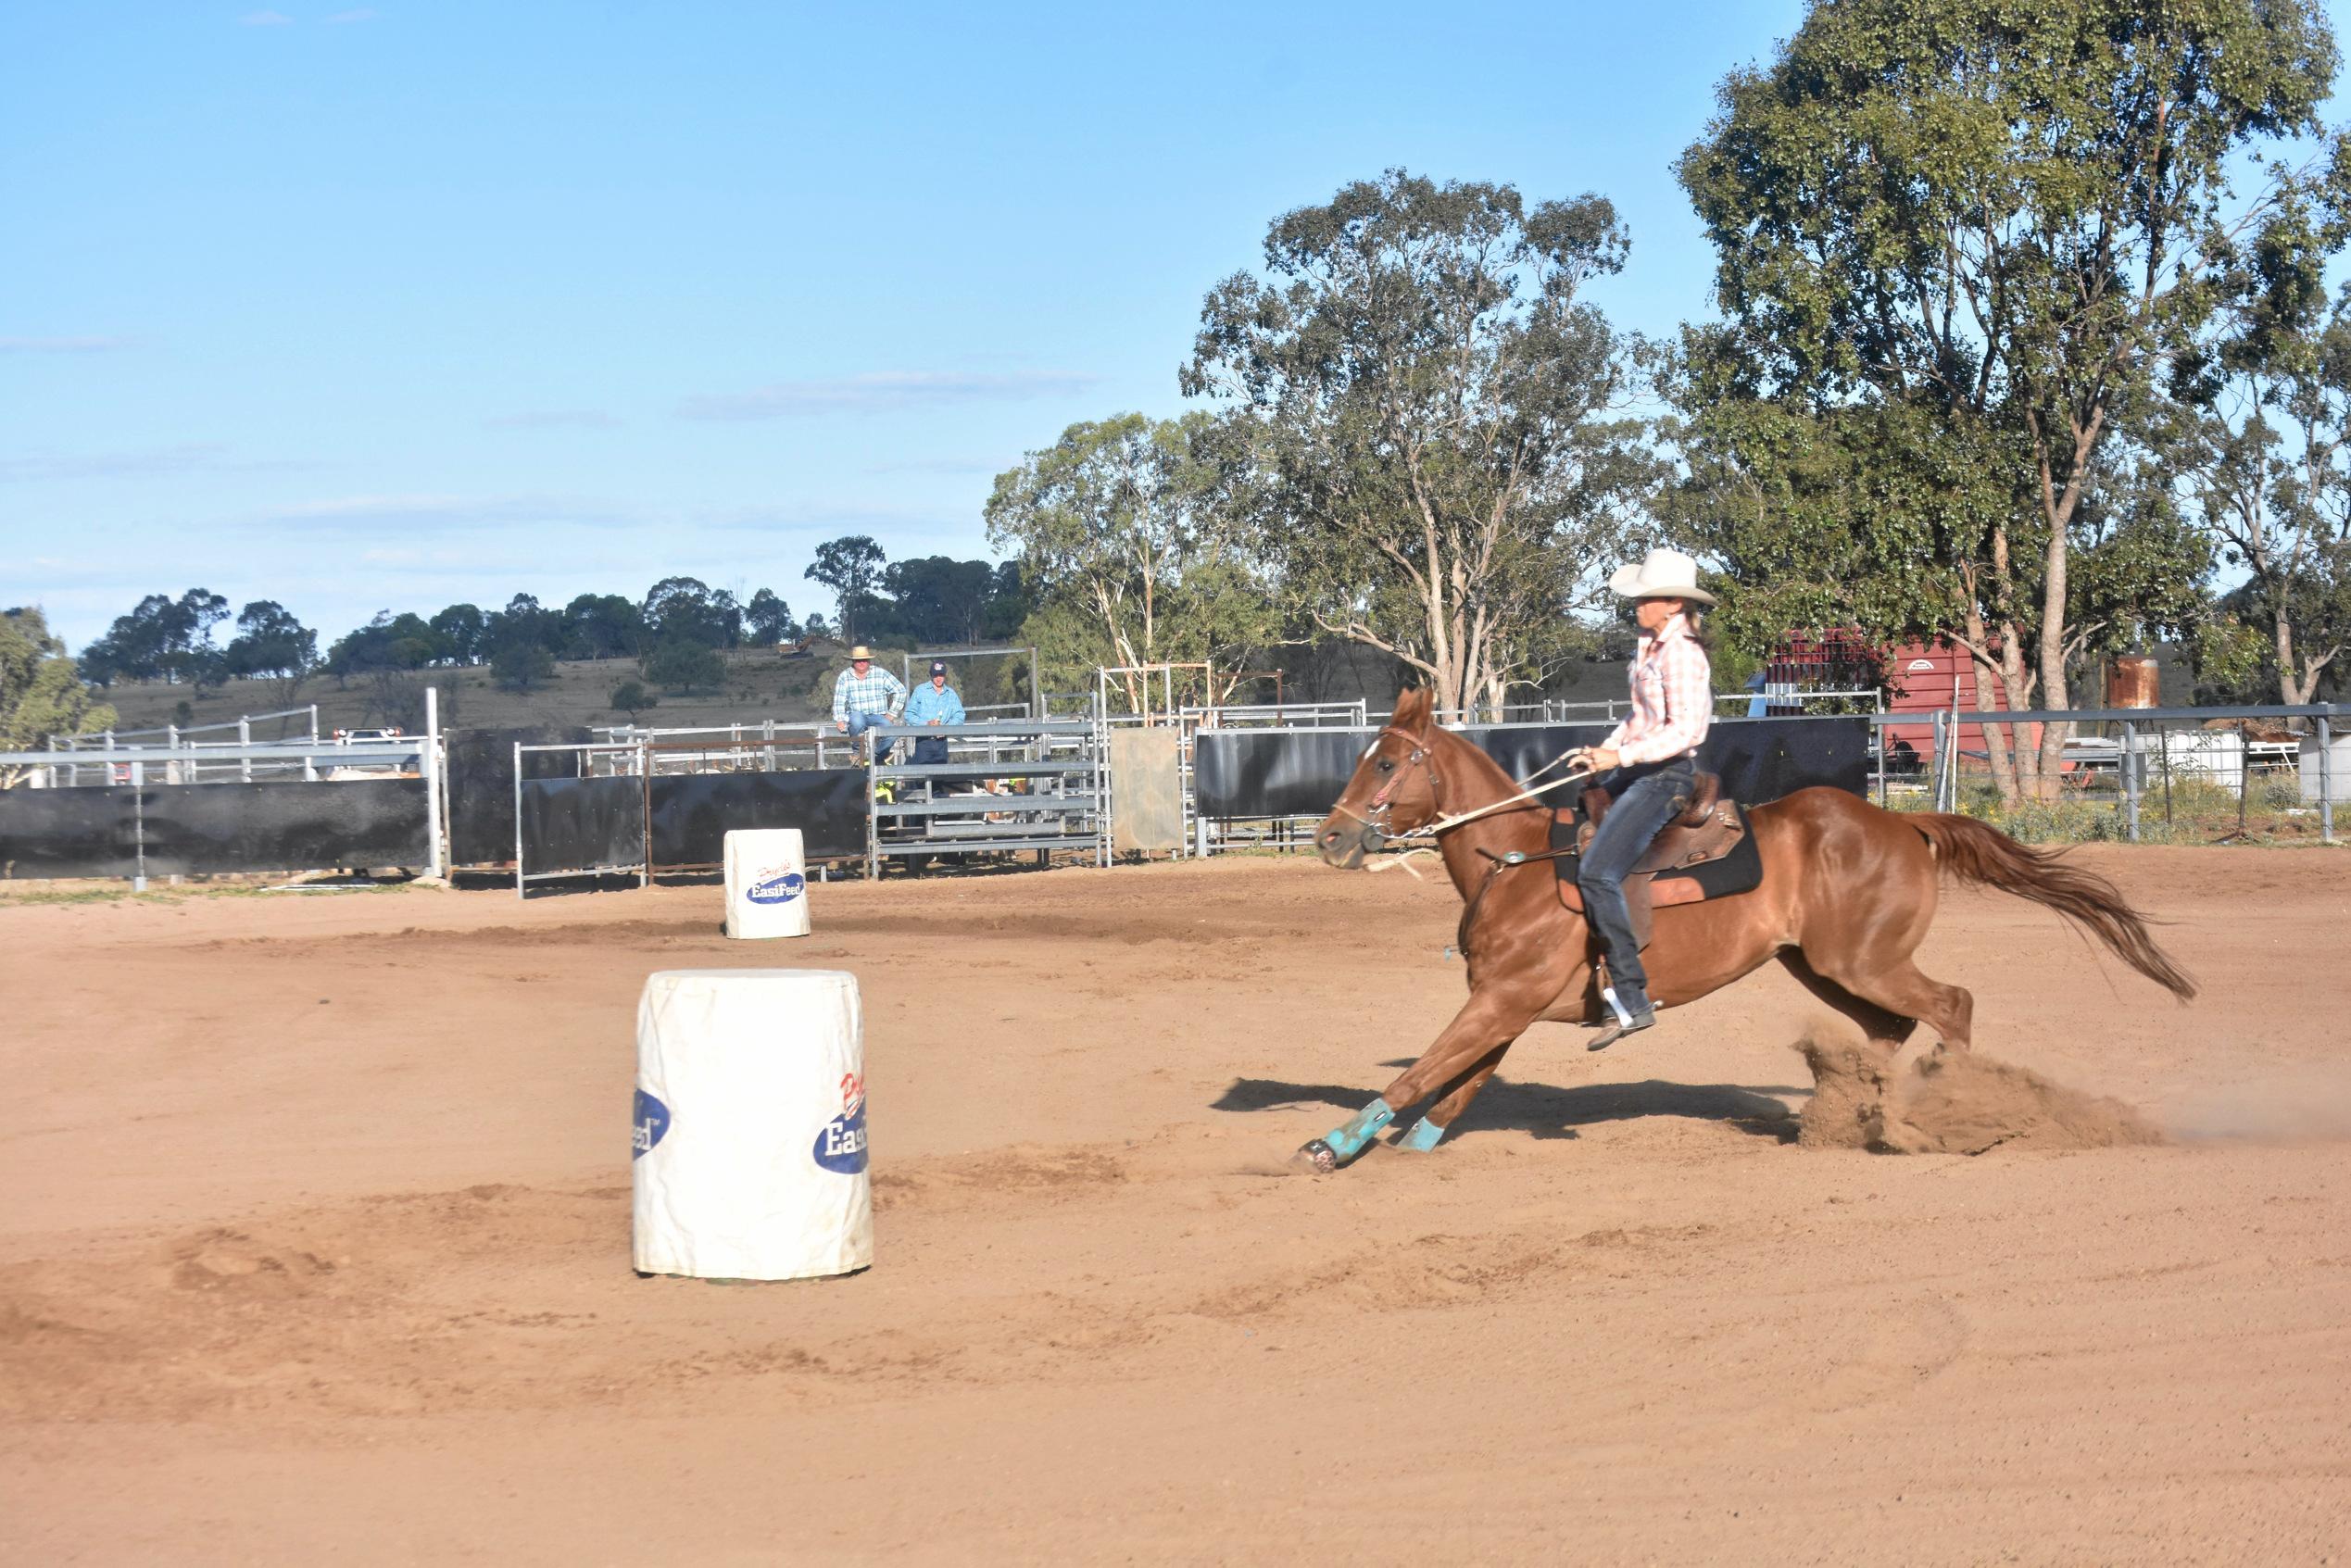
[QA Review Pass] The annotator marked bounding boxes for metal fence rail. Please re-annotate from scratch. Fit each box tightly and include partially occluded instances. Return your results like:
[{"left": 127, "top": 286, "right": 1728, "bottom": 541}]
[
  {"left": 53, "top": 703, "right": 321, "bottom": 747},
  {"left": 513, "top": 741, "right": 648, "bottom": 893},
  {"left": 2, "top": 690, "right": 450, "bottom": 883},
  {"left": 509, "top": 735, "right": 871, "bottom": 894},
  {"left": 1188, "top": 711, "right": 1877, "bottom": 859},
  {"left": 17, "top": 692, "right": 2330, "bottom": 890},
  {"left": 1426, "top": 690, "right": 1882, "bottom": 726},
  {"left": 1181, "top": 691, "right": 1892, "bottom": 859},
  {"left": 595, "top": 719, "right": 843, "bottom": 773},
  {"left": 46, "top": 704, "right": 325, "bottom": 784},
  {"left": 1889, "top": 704, "right": 2341, "bottom": 843}
]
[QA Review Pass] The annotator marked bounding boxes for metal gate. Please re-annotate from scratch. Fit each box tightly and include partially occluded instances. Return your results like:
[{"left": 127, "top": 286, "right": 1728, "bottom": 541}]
[{"left": 861, "top": 717, "right": 1106, "bottom": 873}]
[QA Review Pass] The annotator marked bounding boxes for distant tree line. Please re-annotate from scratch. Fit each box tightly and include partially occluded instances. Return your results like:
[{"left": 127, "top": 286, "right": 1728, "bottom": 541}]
[
  {"left": 77, "top": 592, "right": 305, "bottom": 689},
  {"left": 69, "top": 546, "right": 1033, "bottom": 703}
]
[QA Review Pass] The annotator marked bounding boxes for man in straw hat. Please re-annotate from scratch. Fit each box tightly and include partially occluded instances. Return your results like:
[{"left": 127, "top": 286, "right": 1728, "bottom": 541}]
[
  {"left": 831, "top": 646, "right": 908, "bottom": 762},
  {"left": 1567, "top": 547, "right": 1717, "bottom": 1050}
]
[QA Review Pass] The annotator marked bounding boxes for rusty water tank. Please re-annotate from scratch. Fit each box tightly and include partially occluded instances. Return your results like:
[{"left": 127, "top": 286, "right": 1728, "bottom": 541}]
[{"left": 2105, "top": 656, "right": 2159, "bottom": 708}]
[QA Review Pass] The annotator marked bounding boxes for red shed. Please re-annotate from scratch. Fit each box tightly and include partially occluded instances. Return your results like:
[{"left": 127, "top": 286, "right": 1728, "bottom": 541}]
[
  {"left": 1763, "top": 629, "right": 2044, "bottom": 774},
  {"left": 1882, "top": 640, "right": 1975, "bottom": 759},
  {"left": 1880, "top": 639, "right": 2056, "bottom": 770}
]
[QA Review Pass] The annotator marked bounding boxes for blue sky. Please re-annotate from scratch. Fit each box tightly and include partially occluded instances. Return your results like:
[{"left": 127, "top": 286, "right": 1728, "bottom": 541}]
[{"left": 3, "top": 1, "right": 2340, "bottom": 653}]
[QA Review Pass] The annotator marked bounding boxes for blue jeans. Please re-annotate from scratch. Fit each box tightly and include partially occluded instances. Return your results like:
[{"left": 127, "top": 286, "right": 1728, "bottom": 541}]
[
  {"left": 1575, "top": 756, "right": 1697, "bottom": 1008},
  {"left": 911, "top": 733, "right": 949, "bottom": 766},
  {"left": 842, "top": 710, "right": 895, "bottom": 763}
]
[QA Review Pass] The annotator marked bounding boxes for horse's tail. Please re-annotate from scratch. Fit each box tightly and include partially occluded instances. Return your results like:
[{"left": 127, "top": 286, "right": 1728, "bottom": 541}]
[{"left": 1910, "top": 814, "right": 2197, "bottom": 1001}]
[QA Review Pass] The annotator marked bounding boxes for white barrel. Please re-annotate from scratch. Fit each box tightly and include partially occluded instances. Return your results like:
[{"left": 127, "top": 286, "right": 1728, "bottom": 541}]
[
  {"left": 632, "top": 969, "right": 871, "bottom": 1281},
  {"left": 723, "top": 828, "right": 811, "bottom": 939}
]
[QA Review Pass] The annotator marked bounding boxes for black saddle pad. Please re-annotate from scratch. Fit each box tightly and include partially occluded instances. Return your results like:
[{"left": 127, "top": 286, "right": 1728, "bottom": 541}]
[{"left": 1548, "top": 803, "right": 1765, "bottom": 901}]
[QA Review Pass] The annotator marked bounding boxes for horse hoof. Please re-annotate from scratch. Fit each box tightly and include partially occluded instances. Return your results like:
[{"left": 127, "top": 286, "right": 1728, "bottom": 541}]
[{"left": 1291, "top": 1138, "right": 1339, "bottom": 1174}]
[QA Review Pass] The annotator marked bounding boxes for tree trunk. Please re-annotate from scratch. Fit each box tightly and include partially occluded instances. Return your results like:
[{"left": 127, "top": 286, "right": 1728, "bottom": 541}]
[
  {"left": 2275, "top": 601, "right": 2310, "bottom": 707},
  {"left": 1972, "top": 526, "right": 2038, "bottom": 804},
  {"left": 2032, "top": 495, "right": 2077, "bottom": 798},
  {"left": 1996, "top": 627, "right": 2043, "bottom": 804},
  {"left": 1431, "top": 598, "right": 1474, "bottom": 716},
  {"left": 1961, "top": 659, "right": 2017, "bottom": 806},
  {"left": 2029, "top": 408, "right": 2108, "bottom": 801},
  {"left": 1477, "top": 663, "right": 1510, "bottom": 723}
]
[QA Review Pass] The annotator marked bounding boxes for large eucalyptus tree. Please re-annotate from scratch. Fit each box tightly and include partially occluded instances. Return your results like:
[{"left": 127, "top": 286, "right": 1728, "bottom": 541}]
[
  {"left": 1678, "top": 0, "right": 2337, "bottom": 797},
  {"left": 1183, "top": 170, "right": 1655, "bottom": 718},
  {"left": 984, "top": 411, "right": 1281, "bottom": 709},
  {"left": 2169, "top": 166, "right": 2351, "bottom": 705}
]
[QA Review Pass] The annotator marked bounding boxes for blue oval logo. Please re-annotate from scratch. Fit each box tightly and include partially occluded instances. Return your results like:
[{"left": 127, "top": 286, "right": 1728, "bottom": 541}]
[
  {"left": 747, "top": 870, "right": 806, "bottom": 906},
  {"left": 632, "top": 1088, "right": 670, "bottom": 1160},
  {"left": 812, "top": 1105, "right": 867, "bottom": 1173}
]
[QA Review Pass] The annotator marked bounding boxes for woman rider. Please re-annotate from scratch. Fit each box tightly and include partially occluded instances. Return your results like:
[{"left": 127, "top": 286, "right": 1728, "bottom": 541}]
[{"left": 1569, "top": 547, "right": 1717, "bottom": 1050}]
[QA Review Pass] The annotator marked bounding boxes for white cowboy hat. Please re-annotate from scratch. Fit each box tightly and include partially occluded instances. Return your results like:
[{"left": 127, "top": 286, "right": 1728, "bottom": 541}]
[
  {"left": 848, "top": 645, "right": 875, "bottom": 660},
  {"left": 1607, "top": 547, "right": 1716, "bottom": 607}
]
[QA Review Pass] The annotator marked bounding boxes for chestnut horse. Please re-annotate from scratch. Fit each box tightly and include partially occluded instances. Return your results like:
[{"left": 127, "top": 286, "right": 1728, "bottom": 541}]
[{"left": 1296, "top": 687, "right": 2195, "bottom": 1170}]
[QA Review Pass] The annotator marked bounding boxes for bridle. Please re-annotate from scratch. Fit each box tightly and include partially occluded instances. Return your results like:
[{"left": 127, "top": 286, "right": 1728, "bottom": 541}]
[
  {"left": 1333, "top": 723, "right": 1595, "bottom": 847},
  {"left": 1328, "top": 720, "right": 1602, "bottom": 962},
  {"left": 1332, "top": 724, "right": 1447, "bottom": 847}
]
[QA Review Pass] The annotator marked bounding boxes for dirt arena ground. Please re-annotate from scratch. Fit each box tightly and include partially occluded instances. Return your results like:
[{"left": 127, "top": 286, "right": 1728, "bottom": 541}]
[{"left": 5, "top": 847, "right": 2349, "bottom": 1564}]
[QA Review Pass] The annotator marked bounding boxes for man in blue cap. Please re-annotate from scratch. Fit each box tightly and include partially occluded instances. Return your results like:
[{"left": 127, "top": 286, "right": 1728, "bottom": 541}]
[{"left": 904, "top": 659, "right": 964, "bottom": 765}]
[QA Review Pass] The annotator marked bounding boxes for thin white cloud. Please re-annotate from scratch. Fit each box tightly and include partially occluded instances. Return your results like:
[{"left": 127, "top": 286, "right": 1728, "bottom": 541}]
[
  {"left": 266, "top": 493, "right": 471, "bottom": 520},
  {"left": 239, "top": 9, "right": 295, "bottom": 24},
  {"left": 484, "top": 409, "right": 621, "bottom": 431},
  {"left": 0, "top": 444, "right": 229, "bottom": 483},
  {"left": 323, "top": 7, "right": 377, "bottom": 21},
  {"left": 250, "top": 491, "right": 646, "bottom": 533},
  {"left": 0, "top": 567, "right": 168, "bottom": 603},
  {"left": 863, "top": 456, "right": 999, "bottom": 476},
  {"left": 692, "top": 499, "right": 966, "bottom": 534},
  {"left": 0, "top": 445, "right": 325, "bottom": 483},
  {"left": 0, "top": 335, "right": 138, "bottom": 354},
  {"left": 678, "top": 370, "right": 1098, "bottom": 421}
]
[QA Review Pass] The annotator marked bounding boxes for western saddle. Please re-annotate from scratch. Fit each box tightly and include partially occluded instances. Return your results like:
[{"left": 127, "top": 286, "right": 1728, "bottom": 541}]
[{"left": 1556, "top": 770, "right": 1751, "bottom": 948}]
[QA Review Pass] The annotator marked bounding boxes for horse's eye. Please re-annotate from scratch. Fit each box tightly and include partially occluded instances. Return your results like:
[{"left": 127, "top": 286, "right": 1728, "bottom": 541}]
[{"left": 1377, "top": 758, "right": 1396, "bottom": 773}]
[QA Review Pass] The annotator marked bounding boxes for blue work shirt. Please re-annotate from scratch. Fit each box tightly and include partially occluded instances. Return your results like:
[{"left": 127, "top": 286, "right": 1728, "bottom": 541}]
[{"left": 904, "top": 681, "right": 965, "bottom": 727}]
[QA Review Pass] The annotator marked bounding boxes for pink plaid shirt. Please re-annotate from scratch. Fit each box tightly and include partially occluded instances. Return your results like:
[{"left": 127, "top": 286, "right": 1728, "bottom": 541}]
[{"left": 1604, "top": 615, "right": 1712, "bottom": 765}]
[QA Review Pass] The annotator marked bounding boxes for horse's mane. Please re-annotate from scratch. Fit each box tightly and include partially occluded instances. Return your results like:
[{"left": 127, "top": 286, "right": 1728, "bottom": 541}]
[{"left": 1424, "top": 721, "right": 1547, "bottom": 814}]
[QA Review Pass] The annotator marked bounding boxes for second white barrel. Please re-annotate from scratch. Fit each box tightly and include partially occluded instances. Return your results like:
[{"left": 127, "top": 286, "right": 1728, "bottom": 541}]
[{"left": 724, "top": 827, "right": 811, "bottom": 939}]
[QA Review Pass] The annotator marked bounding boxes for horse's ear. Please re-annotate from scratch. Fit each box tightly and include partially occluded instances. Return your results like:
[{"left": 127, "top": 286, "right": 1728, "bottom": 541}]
[{"left": 1394, "top": 685, "right": 1430, "bottom": 727}]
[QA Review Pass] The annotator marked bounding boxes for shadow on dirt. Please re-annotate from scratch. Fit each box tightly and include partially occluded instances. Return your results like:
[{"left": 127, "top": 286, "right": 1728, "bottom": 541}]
[{"left": 1209, "top": 1075, "right": 1808, "bottom": 1143}]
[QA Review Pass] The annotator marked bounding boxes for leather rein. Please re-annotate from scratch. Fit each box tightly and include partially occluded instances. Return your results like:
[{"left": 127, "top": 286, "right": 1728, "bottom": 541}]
[
  {"left": 1336, "top": 724, "right": 1593, "bottom": 849},
  {"left": 1334, "top": 723, "right": 1591, "bottom": 960}
]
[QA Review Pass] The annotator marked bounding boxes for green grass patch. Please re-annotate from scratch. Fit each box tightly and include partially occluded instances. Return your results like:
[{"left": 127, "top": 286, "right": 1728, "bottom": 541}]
[{"left": 1885, "top": 777, "right": 2335, "bottom": 847}]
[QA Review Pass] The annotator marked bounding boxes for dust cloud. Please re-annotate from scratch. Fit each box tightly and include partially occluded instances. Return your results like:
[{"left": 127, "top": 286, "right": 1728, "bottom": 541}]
[
  {"left": 1797, "top": 1037, "right": 2163, "bottom": 1154},
  {"left": 2167, "top": 1065, "right": 2351, "bottom": 1143}
]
